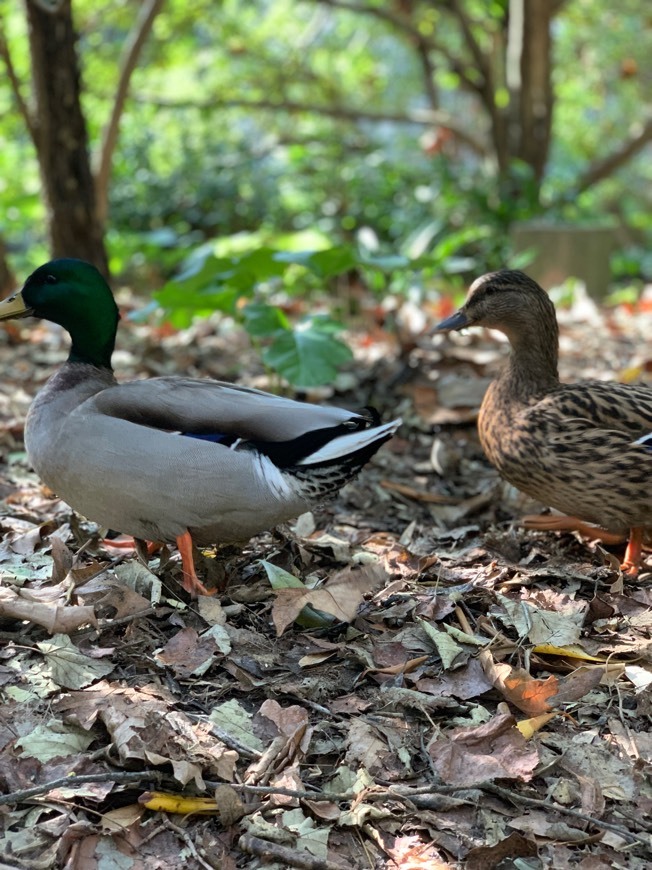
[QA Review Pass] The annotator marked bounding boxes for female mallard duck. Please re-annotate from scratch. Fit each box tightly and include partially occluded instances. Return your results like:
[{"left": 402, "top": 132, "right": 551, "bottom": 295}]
[
  {"left": 0, "top": 259, "right": 400, "bottom": 595},
  {"left": 436, "top": 269, "right": 652, "bottom": 575}
]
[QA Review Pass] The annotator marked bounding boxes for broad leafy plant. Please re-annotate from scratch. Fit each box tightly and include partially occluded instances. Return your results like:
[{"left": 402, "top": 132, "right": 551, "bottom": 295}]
[{"left": 154, "top": 229, "right": 487, "bottom": 387}]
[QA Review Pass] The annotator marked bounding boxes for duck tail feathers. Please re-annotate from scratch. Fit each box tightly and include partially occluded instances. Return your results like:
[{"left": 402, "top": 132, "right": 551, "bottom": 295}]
[{"left": 295, "top": 418, "right": 401, "bottom": 466}]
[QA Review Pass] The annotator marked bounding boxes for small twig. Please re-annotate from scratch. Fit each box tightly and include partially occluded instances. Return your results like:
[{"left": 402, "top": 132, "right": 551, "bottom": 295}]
[
  {"left": 483, "top": 782, "right": 651, "bottom": 847},
  {"left": 133, "top": 93, "right": 484, "bottom": 153},
  {"left": 223, "top": 781, "right": 466, "bottom": 803},
  {"left": 614, "top": 807, "right": 652, "bottom": 834},
  {"left": 97, "top": 607, "right": 160, "bottom": 629},
  {"left": 292, "top": 698, "right": 333, "bottom": 717},
  {"left": 161, "top": 816, "right": 216, "bottom": 870},
  {"left": 0, "top": 770, "right": 162, "bottom": 806},
  {"left": 227, "top": 783, "right": 351, "bottom": 801},
  {"left": 239, "top": 833, "right": 347, "bottom": 870},
  {"left": 380, "top": 480, "right": 461, "bottom": 504},
  {"left": 454, "top": 604, "right": 474, "bottom": 636},
  {"left": 205, "top": 723, "right": 262, "bottom": 760}
]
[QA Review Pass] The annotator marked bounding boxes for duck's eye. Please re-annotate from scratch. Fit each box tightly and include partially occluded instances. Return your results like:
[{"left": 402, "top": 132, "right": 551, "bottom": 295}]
[{"left": 45, "top": 274, "right": 58, "bottom": 285}]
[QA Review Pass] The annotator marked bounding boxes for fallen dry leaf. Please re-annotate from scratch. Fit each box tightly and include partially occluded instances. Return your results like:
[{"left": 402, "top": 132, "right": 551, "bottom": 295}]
[
  {"left": 465, "top": 831, "right": 538, "bottom": 870},
  {"left": 0, "top": 587, "right": 97, "bottom": 634},
  {"left": 271, "top": 563, "right": 387, "bottom": 634},
  {"left": 2, "top": 278, "right": 652, "bottom": 867},
  {"left": 37, "top": 634, "right": 114, "bottom": 688},
  {"left": 155, "top": 626, "right": 222, "bottom": 677},
  {"left": 54, "top": 681, "right": 238, "bottom": 784},
  {"left": 428, "top": 711, "right": 540, "bottom": 786},
  {"left": 90, "top": 582, "right": 151, "bottom": 619},
  {"left": 480, "top": 649, "right": 603, "bottom": 715}
]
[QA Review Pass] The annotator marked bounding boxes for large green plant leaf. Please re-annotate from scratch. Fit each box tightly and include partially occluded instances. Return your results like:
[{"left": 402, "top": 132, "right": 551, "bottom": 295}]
[
  {"left": 263, "top": 324, "right": 353, "bottom": 387},
  {"left": 242, "top": 303, "right": 290, "bottom": 336},
  {"left": 155, "top": 247, "right": 290, "bottom": 312},
  {"left": 153, "top": 233, "right": 484, "bottom": 384}
]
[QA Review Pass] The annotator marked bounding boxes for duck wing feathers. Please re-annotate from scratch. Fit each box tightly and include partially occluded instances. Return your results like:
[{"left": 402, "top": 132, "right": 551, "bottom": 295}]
[
  {"left": 25, "top": 367, "right": 398, "bottom": 546},
  {"left": 89, "top": 376, "right": 372, "bottom": 442}
]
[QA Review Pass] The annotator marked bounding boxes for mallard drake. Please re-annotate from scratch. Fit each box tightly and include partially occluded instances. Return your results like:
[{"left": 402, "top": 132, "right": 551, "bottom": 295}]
[
  {"left": 436, "top": 269, "right": 652, "bottom": 575},
  {"left": 0, "top": 259, "right": 400, "bottom": 595}
]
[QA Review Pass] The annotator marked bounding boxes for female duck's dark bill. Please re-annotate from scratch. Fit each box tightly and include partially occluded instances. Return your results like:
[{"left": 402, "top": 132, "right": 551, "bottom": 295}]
[
  {"left": 0, "top": 290, "right": 32, "bottom": 319},
  {"left": 435, "top": 310, "right": 470, "bottom": 332}
]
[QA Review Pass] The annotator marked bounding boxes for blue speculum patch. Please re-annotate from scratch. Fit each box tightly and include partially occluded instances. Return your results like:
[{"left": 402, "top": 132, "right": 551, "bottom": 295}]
[
  {"left": 634, "top": 433, "right": 652, "bottom": 450},
  {"left": 181, "top": 432, "right": 229, "bottom": 444}
]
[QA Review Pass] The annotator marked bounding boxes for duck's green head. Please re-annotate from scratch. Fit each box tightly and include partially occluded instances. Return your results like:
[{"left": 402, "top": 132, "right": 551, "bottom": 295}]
[{"left": 0, "top": 258, "right": 120, "bottom": 369}]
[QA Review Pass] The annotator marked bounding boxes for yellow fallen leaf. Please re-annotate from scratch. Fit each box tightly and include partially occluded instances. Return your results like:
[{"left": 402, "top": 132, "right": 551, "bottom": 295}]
[
  {"left": 516, "top": 712, "right": 558, "bottom": 738},
  {"left": 139, "top": 791, "right": 218, "bottom": 815},
  {"left": 618, "top": 364, "right": 643, "bottom": 384},
  {"left": 532, "top": 644, "right": 607, "bottom": 662}
]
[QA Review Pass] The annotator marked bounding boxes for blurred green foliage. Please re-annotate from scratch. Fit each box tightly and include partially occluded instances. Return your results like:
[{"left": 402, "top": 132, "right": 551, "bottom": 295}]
[{"left": 154, "top": 227, "right": 487, "bottom": 384}]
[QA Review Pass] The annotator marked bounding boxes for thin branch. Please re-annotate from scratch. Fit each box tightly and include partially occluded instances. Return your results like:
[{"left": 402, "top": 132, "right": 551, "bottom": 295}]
[
  {"left": 94, "top": 0, "right": 165, "bottom": 226},
  {"left": 308, "top": 0, "right": 484, "bottom": 96},
  {"left": 0, "top": 23, "right": 36, "bottom": 143},
  {"left": 315, "top": 0, "right": 425, "bottom": 41},
  {"left": 483, "top": 782, "right": 651, "bottom": 848},
  {"left": 254, "top": 781, "right": 649, "bottom": 846},
  {"left": 339, "top": 0, "right": 439, "bottom": 110},
  {"left": 224, "top": 780, "right": 651, "bottom": 847},
  {"left": 0, "top": 770, "right": 162, "bottom": 806},
  {"left": 415, "top": 37, "right": 439, "bottom": 110},
  {"left": 574, "top": 117, "right": 652, "bottom": 195},
  {"left": 161, "top": 817, "right": 215, "bottom": 870},
  {"left": 321, "top": 0, "right": 439, "bottom": 107},
  {"left": 133, "top": 93, "right": 487, "bottom": 155},
  {"left": 239, "top": 833, "right": 347, "bottom": 870},
  {"left": 229, "top": 783, "right": 354, "bottom": 800},
  {"left": 445, "top": 0, "right": 492, "bottom": 96},
  {"left": 6, "top": 772, "right": 646, "bottom": 849}
]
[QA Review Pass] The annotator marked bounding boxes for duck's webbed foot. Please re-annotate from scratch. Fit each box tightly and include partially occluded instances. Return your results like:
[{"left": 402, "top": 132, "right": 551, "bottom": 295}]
[
  {"left": 520, "top": 514, "right": 627, "bottom": 546},
  {"left": 621, "top": 527, "right": 643, "bottom": 576},
  {"left": 176, "top": 530, "right": 215, "bottom": 597}
]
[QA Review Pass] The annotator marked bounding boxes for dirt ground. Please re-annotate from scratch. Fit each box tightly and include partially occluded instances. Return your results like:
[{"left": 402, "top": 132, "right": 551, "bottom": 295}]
[{"left": 0, "top": 283, "right": 650, "bottom": 869}]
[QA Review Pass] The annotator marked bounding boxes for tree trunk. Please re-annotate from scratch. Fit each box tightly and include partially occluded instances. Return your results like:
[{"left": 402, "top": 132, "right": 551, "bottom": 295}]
[
  {"left": 492, "top": 0, "right": 554, "bottom": 198},
  {"left": 517, "top": 0, "right": 553, "bottom": 184},
  {"left": 25, "top": 0, "right": 109, "bottom": 276},
  {"left": 95, "top": 0, "right": 165, "bottom": 226},
  {"left": 0, "top": 237, "right": 16, "bottom": 294}
]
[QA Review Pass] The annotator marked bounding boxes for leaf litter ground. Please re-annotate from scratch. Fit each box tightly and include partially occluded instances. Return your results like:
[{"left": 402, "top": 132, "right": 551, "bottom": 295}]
[{"left": 0, "top": 288, "right": 650, "bottom": 869}]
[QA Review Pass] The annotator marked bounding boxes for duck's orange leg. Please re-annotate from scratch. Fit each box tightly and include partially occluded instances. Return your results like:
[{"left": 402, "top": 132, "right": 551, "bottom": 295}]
[
  {"left": 176, "top": 530, "right": 215, "bottom": 597},
  {"left": 520, "top": 514, "right": 627, "bottom": 546},
  {"left": 102, "top": 535, "right": 137, "bottom": 550},
  {"left": 621, "top": 527, "right": 643, "bottom": 576},
  {"left": 102, "top": 536, "right": 162, "bottom": 556}
]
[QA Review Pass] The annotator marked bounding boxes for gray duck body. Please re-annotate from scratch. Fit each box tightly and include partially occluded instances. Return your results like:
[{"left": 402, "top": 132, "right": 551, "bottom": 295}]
[
  {"left": 2, "top": 259, "right": 399, "bottom": 560},
  {"left": 26, "top": 362, "right": 398, "bottom": 546}
]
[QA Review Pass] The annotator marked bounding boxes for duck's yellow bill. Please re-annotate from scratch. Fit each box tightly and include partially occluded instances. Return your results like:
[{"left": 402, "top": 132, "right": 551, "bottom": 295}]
[{"left": 0, "top": 291, "right": 31, "bottom": 319}]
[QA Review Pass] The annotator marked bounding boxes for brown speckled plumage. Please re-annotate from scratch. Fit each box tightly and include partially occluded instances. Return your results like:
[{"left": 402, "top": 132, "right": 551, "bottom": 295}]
[{"left": 437, "top": 269, "right": 652, "bottom": 571}]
